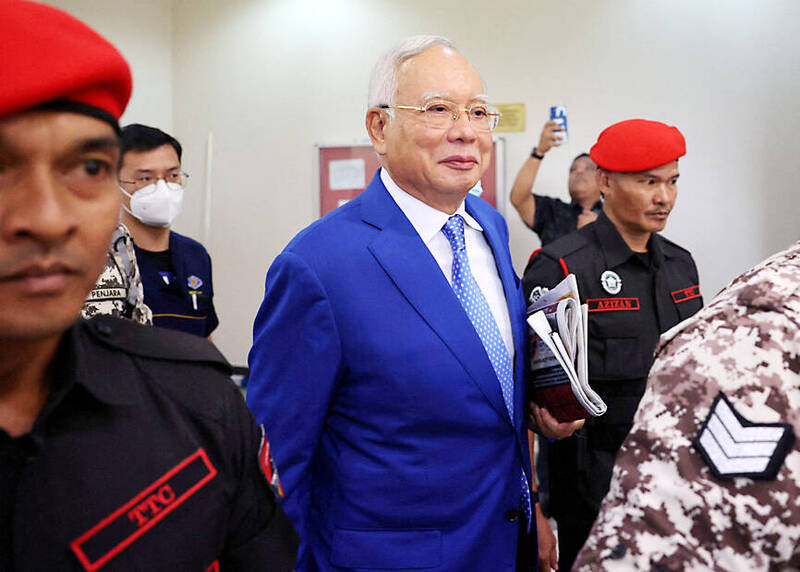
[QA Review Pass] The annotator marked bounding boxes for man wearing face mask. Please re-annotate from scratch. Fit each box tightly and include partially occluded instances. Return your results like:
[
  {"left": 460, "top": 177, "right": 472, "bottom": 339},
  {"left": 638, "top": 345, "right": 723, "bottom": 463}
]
[{"left": 119, "top": 124, "right": 218, "bottom": 338}]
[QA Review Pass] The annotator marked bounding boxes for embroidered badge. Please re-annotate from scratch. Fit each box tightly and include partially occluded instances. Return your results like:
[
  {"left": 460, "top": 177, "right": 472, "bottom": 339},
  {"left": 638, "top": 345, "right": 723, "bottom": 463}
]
[
  {"left": 259, "top": 425, "right": 285, "bottom": 499},
  {"left": 694, "top": 392, "right": 795, "bottom": 480},
  {"left": 528, "top": 285, "right": 549, "bottom": 305},
  {"left": 187, "top": 275, "right": 203, "bottom": 290},
  {"left": 70, "top": 449, "right": 218, "bottom": 572},
  {"left": 672, "top": 285, "right": 701, "bottom": 303},
  {"left": 586, "top": 298, "right": 640, "bottom": 312},
  {"left": 600, "top": 270, "right": 622, "bottom": 295}
]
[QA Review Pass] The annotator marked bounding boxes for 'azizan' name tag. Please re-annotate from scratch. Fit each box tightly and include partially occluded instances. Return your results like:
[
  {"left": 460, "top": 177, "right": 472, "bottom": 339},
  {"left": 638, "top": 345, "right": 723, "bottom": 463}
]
[
  {"left": 70, "top": 449, "right": 217, "bottom": 571},
  {"left": 586, "top": 297, "right": 640, "bottom": 312}
]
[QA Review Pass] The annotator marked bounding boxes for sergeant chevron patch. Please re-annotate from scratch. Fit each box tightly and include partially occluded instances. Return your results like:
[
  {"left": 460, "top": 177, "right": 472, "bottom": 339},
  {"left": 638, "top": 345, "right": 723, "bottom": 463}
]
[{"left": 695, "top": 392, "right": 795, "bottom": 480}]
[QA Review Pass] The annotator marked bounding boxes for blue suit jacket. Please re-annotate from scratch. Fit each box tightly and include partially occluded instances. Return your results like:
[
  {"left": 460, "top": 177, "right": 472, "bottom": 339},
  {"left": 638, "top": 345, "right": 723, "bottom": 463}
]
[{"left": 248, "top": 172, "right": 534, "bottom": 571}]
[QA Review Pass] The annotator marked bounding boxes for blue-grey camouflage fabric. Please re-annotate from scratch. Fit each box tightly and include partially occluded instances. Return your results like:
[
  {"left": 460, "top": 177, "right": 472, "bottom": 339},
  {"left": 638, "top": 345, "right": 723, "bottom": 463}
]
[
  {"left": 82, "top": 223, "right": 152, "bottom": 325},
  {"left": 575, "top": 240, "right": 800, "bottom": 571}
]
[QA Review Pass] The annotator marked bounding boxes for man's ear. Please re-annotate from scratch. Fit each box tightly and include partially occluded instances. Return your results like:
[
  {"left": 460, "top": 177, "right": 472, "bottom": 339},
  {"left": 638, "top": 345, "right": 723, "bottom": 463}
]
[
  {"left": 596, "top": 168, "right": 612, "bottom": 199},
  {"left": 366, "top": 108, "right": 389, "bottom": 156}
]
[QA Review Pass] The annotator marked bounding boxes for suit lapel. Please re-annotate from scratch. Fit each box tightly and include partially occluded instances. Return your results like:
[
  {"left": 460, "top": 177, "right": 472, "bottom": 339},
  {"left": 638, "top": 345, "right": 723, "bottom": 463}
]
[
  {"left": 361, "top": 175, "right": 511, "bottom": 424},
  {"left": 466, "top": 197, "right": 526, "bottom": 435}
]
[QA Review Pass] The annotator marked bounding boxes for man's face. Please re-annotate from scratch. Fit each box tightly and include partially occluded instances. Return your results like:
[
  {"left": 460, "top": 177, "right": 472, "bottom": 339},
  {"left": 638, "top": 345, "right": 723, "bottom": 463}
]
[
  {"left": 370, "top": 45, "right": 492, "bottom": 210},
  {"left": 568, "top": 155, "right": 598, "bottom": 202},
  {"left": 601, "top": 161, "right": 679, "bottom": 236},
  {"left": 118, "top": 143, "right": 181, "bottom": 207},
  {"left": 0, "top": 111, "right": 120, "bottom": 341}
]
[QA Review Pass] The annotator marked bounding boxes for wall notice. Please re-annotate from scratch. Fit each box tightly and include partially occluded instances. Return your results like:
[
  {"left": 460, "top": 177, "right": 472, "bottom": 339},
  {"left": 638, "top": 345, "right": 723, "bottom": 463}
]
[
  {"left": 495, "top": 103, "right": 526, "bottom": 133},
  {"left": 329, "top": 158, "right": 366, "bottom": 190}
]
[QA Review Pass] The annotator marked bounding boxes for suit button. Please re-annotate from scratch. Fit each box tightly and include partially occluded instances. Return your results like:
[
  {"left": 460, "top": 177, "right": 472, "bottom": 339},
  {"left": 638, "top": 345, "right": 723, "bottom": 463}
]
[{"left": 504, "top": 509, "right": 520, "bottom": 522}]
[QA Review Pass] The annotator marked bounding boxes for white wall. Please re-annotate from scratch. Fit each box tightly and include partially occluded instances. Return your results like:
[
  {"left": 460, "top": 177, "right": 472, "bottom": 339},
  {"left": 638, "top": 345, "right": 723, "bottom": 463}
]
[
  {"left": 48, "top": 0, "right": 174, "bottom": 131},
  {"left": 51, "top": 0, "right": 800, "bottom": 365},
  {"left": 173, "top": 0, "right": 800, "bottom": 364}
]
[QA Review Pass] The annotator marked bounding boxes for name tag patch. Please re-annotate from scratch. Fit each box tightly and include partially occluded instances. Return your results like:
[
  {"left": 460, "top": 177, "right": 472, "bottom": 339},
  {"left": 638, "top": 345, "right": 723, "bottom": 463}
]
[
  {"left": 587, "top": 297, "right": 640, "bottom": 312},
  {"left": 70, "top": 449, "right": 217, "bottom": 571},
  {"left": 672, "top": 285, "right": 701, "bottom": 303},
  {"left": 87, "top": 288, "right": 126, "bottom": 301},
  {"left": 695, "top": 392, "right": 795, "bottom": 480}
]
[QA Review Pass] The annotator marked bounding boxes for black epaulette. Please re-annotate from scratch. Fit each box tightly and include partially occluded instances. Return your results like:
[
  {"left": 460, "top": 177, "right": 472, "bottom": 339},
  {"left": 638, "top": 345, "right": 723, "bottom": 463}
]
[
  {"left": 541, "top": 232, "right": 589, "bottom": 260},
  {"left": 658, "top": 234, "right": 694, "bottom": 259},
  {"left": 82, "top": 315, "right": 231, "bottom": 374}
]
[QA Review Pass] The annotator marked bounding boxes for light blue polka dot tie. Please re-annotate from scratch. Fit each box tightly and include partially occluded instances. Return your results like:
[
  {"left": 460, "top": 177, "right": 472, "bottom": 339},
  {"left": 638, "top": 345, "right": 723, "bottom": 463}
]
[{"left": 441, "top": 214, "right": 532, "bottom": 530}]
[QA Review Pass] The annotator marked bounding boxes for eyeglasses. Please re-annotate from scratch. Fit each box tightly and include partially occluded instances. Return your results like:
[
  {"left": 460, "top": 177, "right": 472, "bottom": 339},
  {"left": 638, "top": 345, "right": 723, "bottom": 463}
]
[
  {"left": 379, "top": 100, "right": 501, "bottom": 132},
  {"left": 119, "top": 171, "right": 189, "bottom": 189}
]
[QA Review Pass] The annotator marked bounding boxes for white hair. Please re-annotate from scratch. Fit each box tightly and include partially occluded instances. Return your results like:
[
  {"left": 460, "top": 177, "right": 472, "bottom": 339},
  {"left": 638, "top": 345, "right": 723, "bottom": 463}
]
[{"left": 367, "top": 35, "right": 457, "bottom": 110}]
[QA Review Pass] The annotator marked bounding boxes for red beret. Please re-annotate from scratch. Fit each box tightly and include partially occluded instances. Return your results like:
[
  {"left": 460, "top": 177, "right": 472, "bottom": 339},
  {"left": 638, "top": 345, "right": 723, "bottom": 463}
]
[
  {"left": 590, "top": 119, "right": 686, "bottom": 172},
  {"left": 0, "top": 0, "right": 132, "bottom": 121}
]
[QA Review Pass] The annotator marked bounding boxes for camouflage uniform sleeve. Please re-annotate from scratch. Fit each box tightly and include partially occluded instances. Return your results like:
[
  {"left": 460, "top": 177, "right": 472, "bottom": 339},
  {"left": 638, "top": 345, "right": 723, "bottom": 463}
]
[
  {"left": 121, "top": 228, "right": 153, "bottom": 326},
  {"left": 83, "top": 224, "right": 152, "bottom": 325},
  {"left": 574, "top": 242, "right": 800, "bottom": 570},
  {"left": 82, "top": 251, "right": 120, "bottom": 320},
  {"left": 115, "top": 223, "right": 152, "bottom": 325}
]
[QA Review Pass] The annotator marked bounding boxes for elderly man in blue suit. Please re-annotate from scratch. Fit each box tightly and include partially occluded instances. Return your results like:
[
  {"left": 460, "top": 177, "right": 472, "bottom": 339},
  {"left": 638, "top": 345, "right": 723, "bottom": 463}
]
[{"left": 248, "top": 35, "right": 578, "bottom": 571}]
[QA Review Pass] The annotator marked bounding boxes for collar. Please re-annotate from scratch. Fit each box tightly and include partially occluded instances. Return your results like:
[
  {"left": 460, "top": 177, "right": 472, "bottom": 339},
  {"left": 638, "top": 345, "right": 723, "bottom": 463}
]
[
  {"left": 570, "top": 199, "right": 604, "bottom": 212},
  {"left": 63, "top": 320, "right": 139, "bottom": 406},
  {"left": 593, "top": 211, "right": 663, "bottom": 269},
  {"left": 21, "top": 321, "right": 137, "bottom": 445},
  {"left": 380, "top": 168, "right": 483, "bottom": 245}
]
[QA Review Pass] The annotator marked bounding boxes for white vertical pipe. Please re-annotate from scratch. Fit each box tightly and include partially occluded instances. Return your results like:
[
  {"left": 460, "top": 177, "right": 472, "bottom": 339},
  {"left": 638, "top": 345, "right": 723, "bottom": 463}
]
[{"left": 203, "top": 132, "right": 213, "bottom": 245}]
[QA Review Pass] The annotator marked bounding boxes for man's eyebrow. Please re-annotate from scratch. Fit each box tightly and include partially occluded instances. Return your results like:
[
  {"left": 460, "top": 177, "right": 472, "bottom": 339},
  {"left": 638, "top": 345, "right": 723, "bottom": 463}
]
[
  {"left": 0, "top": 134, "right": 119, "bottom": 157},
  {"left": 71, "top": 136, "right": 120, "bottom": 154},
  {"left": 134, "top": 164, "right": 181, "bottom": 174},
  {"left": 419, "top": 92, "right": 490, "bottom": 104},
  {"left": 639, "top": 170, "right": 680, "bottom": 179},
  {"left": 420, "top": 92, "right": 447, "bottom": 102}
]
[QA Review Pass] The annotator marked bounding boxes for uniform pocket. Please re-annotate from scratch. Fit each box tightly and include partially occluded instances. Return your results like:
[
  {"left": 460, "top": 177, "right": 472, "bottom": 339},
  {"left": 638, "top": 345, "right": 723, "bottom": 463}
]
[
  {"left": 588, "top": 318, "right": 650, "bottom": 380},
  {"left": 329, "top": 528, "right": 442, "bottom": 569},
  {"left": 603, "top": 336, "right": 648, "bottom": 379}
]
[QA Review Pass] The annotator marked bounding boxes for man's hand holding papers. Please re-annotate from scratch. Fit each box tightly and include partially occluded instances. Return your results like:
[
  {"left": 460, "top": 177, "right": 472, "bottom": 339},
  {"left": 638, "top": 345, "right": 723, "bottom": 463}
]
[
  {"left": 529, "top": 402, "right": 584, "bottom": 439},
  {"left": 526, "top": 274, "right": 607, "bottom": 424}
]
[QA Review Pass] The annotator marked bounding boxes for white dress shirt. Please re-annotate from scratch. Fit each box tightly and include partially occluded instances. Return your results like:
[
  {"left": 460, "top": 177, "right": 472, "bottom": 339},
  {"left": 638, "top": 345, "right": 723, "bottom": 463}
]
[{"left": 381, "top": 168, "right": 514, "bottom": 357}]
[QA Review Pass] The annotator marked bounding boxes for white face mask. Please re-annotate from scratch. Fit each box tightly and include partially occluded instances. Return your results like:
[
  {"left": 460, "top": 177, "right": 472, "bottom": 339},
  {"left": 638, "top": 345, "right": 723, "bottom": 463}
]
[{"left": 120, "top": 179, "right": 184, "bottom": 227}]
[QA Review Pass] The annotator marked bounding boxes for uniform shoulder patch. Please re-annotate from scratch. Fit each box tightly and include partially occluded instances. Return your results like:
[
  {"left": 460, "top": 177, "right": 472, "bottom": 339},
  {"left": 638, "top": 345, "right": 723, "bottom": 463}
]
[
  {"left": 671, "top": 285, "right": 701, "bottom": 303},
  {"left": 82, "top": 315, "right": 230, "bottom": 372},
  {"left": 258, "top": 425, "right": 285, "bottom": 499},
  {"left": 527, "top": 285, "right": 549, "bottom": 305},
  {"left": 694, "top": 392, "right": 795, "bottom": 480}
]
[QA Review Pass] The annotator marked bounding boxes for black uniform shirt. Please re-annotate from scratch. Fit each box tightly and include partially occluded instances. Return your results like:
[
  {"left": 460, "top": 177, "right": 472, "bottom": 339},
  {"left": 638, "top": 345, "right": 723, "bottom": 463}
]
[
  {"left": 531, "top": 195, "right": 603, "bottom": 246},
  {"left": 523, "top": 211, "right": 703, "bottom": 441},
  {"left": 0, "top": 316, "right": 298, "bottom": 571}
]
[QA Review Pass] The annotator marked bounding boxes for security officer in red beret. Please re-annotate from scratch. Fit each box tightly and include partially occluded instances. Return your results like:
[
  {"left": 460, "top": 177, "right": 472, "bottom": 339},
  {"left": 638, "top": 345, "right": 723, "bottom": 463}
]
[
  {"left": 522, "top": 118, "right": 703, "bottom": 570},
  {"left": 0, "top": 1, "right": 297, "bottom": 570}
]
